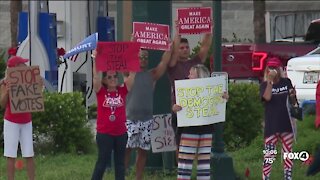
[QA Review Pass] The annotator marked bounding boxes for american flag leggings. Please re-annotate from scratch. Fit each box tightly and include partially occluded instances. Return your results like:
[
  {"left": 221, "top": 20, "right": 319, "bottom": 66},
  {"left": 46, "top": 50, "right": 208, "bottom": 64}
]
[
  {"left": 262, "top": 132, "right": 294, "bottom": 180},
  {"left": 177, "top": 133, "right": 212, "bottom": 180}
]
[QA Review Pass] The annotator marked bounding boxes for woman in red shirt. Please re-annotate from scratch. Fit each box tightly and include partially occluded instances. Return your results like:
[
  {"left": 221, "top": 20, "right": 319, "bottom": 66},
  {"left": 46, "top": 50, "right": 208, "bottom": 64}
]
[{"left": 91, "top": 52, "right": 135, "bottom": 180}]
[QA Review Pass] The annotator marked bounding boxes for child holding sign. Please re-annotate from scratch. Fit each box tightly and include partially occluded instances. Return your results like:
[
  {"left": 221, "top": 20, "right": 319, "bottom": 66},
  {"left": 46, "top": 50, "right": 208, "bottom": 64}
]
[
  {"left": 172, "top": 64, "right": 228, "bottom": 180},
  {"left": 1, "top": 56, "right": 35, "bottom": 180},
  {"left": 91, "top": 50, "right": 135, "bottom": 180}
]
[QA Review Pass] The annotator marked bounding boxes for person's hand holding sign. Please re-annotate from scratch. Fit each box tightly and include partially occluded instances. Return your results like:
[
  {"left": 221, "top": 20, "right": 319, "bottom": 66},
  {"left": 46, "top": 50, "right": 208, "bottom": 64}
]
[
  {"left": 222, "top": 91, "right": 229, "bottom": 101},
  {"left": 172, "top": 104, "right": 182, "bottom": 113}
]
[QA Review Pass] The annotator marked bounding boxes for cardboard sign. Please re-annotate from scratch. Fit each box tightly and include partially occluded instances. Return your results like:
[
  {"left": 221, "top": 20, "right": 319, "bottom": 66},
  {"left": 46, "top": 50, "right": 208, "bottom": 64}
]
[
  {"left": 7, "top": 66, "right": 44, "bottom": 113},
  {"left": 177, "top": 7, "right": 212, "bottom": 34},
  {"left": 133, "top": 22, "right": 170, "bottom": 51},
  {"left": 96, "top": 42, "right": 140, "bottom": 72},
  {"left": 151, "top": 114, "right": 177, "bottom": 153},
  {"left": 175, "top": 76, "right": 227, "bottom": 127}
]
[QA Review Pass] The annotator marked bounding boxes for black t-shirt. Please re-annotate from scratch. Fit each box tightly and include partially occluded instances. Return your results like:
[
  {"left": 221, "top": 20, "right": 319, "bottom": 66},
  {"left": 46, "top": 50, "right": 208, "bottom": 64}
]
[{"left": 260, "top": 78, "right": 293, "bottom": 138}]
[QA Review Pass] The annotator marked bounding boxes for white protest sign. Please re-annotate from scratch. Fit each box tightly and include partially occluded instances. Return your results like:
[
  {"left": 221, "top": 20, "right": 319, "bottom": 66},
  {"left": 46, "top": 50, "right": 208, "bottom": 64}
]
[
  {"left": 175, "top": 75, "right": 227, "bottom": 127},
  {"left": 151, "top": 114, "right": 177, "bottom": 153}
]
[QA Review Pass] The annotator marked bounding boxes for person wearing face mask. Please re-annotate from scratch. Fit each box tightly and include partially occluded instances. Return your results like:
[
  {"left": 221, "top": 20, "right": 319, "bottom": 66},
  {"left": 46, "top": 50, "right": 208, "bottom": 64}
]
[
  {"left": 168, "top": 21, "right": 213, "bottom": 162},
  {"left": 91, "top": 50, "right": 136, "bottom": 180},
  {"left": 172, "top": 64, "right": 228, "bottom": 180},
  {"left": 260, "top": 57, "right": 297, "bottom": 180}
]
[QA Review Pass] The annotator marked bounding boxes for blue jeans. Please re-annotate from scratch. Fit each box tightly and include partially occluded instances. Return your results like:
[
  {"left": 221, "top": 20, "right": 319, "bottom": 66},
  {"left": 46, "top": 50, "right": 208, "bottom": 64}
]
[{"left": 91, "top": 132, "right": 127, "bottom": 180}]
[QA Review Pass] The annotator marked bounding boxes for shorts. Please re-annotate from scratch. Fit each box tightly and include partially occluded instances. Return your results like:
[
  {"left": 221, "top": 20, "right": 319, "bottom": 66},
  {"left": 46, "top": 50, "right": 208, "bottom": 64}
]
[
  {"left": 3, "top": 119, "right": 34, "bottom": 158},
  {"left": 126, "top": 119, "right": 153, "bottom": 150}
]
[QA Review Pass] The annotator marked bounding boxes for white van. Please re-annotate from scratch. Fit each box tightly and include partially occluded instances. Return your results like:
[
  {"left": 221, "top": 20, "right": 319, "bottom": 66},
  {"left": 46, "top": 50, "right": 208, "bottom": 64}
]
[{"left": 286, "top": 47, "right": 320, "bottom": 104}]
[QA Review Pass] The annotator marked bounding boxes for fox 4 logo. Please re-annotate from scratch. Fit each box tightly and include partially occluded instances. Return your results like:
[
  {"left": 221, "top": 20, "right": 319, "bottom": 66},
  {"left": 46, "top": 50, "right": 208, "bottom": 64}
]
[{"left": 283, "top": 151, "right": 309, "bottom": 161}]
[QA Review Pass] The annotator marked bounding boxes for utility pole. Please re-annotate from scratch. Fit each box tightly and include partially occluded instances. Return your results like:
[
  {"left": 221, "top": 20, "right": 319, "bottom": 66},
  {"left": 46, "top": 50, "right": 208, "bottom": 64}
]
[{"left": 211, "top": 1, "right": 235, "bottom": 180}]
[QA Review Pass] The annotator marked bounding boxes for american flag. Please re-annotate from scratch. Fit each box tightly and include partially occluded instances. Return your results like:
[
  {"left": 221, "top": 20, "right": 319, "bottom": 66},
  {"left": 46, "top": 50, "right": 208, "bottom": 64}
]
[{"left": 69, "top": 54, "right": 79, "bottom": 62}]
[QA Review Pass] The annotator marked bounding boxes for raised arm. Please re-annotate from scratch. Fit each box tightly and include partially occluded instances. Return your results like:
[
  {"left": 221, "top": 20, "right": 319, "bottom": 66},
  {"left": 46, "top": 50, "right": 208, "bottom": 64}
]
[
  {"left": 151, "top": 46, "right": 173, "bottom": 81},
  {"left": 198, "top": 33, "right": 213, "bottom": 63},
  {"left": 262, "top": 70, "right": 277, "bottom": 101},
  {"left": 123, "top": 72, "right": 136, "bottom": 91},
  {"left": 0, "top": 79, "right": 9, "bottom": 108},
  {"left": 91, "top": 51, "right": 102, "bottom": 92},
  {"left": 169, "top": 20, "right": 181, "bottom": 68}
]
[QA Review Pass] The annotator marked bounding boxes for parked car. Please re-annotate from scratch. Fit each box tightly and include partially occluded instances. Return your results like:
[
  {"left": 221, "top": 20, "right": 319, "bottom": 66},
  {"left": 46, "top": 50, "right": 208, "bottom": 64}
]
[
  {"left": 286, "top": 46, "right": 320, "bottom": 106},
  {"left": 210, "top": 15, "right": 320, "bottom": 82}
]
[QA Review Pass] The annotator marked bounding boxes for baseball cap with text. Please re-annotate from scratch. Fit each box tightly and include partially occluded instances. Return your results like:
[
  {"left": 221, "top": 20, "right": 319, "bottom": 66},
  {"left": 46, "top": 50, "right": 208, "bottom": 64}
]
[{"left": 266, "top": 57, "right": 283, "bottom": 68}]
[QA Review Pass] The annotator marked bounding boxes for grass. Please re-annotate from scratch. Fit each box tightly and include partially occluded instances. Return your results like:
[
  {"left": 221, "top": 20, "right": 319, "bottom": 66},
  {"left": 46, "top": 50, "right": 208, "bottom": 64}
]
[
  {"left": 1, "top": 115, "right": 320, "bottom": 179},
  {"left": 231, "top": 115, "right": 320, "bottom": 180}
]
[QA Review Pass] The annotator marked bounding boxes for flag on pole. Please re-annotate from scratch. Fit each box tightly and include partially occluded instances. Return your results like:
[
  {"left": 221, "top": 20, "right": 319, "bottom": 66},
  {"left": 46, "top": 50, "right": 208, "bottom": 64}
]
[
  {"left": 63, "top": 32, "right": 98, "bottom": 61},
  {"left": 69, "top": 54, "right": 79, "bottom": 62}
]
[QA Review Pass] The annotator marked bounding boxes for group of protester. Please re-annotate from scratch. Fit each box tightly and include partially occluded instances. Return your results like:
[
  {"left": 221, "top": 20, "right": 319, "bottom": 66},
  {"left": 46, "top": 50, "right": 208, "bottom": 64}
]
[
  {"left": 2, "top": 21, "right": 320, "bottom": 180},
  {"left": 89, "top": 22, "right": 216, "bottom": 180}
]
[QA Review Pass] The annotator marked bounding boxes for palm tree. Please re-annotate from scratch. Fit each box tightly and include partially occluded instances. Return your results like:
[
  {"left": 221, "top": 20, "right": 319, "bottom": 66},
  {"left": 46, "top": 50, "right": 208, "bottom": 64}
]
[
  {"left": 253, "top": 0, "right": 266, "bottom": 43},
  {"left": 10, "top": 0, "right": 22, "bottom": 47}
]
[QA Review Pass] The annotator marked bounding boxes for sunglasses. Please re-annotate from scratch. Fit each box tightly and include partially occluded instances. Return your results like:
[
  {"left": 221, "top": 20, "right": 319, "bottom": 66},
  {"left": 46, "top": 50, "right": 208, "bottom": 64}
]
[
  {"left": 107, "top": 75, "right": 117, "bottom": 80},
  {"left": 180, "top": 46, "right": 189, "bottom": 50},
  {"left": 140, "top": 56, "right": 148, "bottom": 60}
]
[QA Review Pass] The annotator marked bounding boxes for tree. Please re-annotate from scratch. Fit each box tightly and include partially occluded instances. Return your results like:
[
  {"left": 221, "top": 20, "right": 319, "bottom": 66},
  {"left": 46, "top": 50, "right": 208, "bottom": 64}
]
[
  {"left": 253, "top": 0, "right": 266, "bottom": 43},
  {"left": 10, "top": 0, "right": 22, "bottom": 47}
]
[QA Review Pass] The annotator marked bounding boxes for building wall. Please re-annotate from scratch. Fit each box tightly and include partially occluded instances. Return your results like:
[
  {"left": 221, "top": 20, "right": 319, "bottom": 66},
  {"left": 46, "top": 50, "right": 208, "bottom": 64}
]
[
  {"left": 0, "top": 1, "right": 11, "bottom": 48},
  {"left": 0, "top": 0, "right": 319, "bottom": 104},
  {"left": 2, "top": 1, "right": 320, "bottom": 49}
]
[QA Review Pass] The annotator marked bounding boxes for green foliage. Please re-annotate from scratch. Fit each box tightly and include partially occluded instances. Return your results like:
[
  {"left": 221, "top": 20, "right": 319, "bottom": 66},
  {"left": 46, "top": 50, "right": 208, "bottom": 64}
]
[
  {"left": 88, "top": 103, "right": 97, "bottom": 120},
  {"left": 0, "top": 48, "right": 7, "bottom": 151},
  {"left": 190, "top": 41, "right": 212, "bottom": 71},
  {"left": 224, "top": 82, "right": 263, "bottom": 151},
  {"left": 0, "top": 48, "right": 7, "bottom": 79},
  {"left": 32, "top": 92, "right": 94, "bottom": 154},
  {"left": 190, "top": 40, "right": 263, "bottom": 151},
  {"left": 231, "top": 115, "right": 320, "bottom": 179}
]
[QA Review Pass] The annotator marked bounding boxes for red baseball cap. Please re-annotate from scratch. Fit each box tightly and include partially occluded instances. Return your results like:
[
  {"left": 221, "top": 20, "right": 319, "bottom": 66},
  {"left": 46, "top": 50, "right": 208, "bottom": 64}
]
[
  {"left": 7, "top": 56, "right": 29, "bottom": 67},
  {"left": 266, "top": 57, "right": 282, "bottom": 68}
]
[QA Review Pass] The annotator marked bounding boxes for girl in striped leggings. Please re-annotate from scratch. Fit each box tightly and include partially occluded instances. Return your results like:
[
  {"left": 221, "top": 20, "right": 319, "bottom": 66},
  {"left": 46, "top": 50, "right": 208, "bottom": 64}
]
[
  {"left": 172, "top": 64, "right": 228, "bottom": 180},
  {"left": 260, "top": 58, "right": 297, "bottom": 180}
]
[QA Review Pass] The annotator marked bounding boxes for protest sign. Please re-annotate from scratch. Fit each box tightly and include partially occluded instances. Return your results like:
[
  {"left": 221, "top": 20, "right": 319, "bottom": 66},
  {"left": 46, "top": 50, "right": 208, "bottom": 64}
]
[
  {"left": 175, "top": 76, "right": 227, "bottom": 127},
  {"left": 177, "top": 7, "right": 212, "bottom": 34},
  {"left": 7, "top": 66, "right": 44, "bottom": 113},
  {"left": 95, "top": 42, "right": 140, "bottom": 72},
  {"left": 151, "top": 114, "right": 177, "bottom": 153},
  {"left": 133, "top": 22, "right": 170, "bottom": 51},
  {"left": 63, "top": 32, "right": 98, "bottom": 60}
]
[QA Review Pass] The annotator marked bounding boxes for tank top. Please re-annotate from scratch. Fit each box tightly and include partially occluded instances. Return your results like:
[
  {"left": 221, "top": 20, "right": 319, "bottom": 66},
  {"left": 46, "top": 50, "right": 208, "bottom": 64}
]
[{"left": 126, "top": 71, "right": 153, "bottom": 121}]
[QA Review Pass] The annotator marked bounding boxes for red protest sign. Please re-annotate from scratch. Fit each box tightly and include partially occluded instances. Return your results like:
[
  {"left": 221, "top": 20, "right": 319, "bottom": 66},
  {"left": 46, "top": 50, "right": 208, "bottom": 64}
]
[
  {"left": 95, "top": 42, "right": 141, "bottom": 72},
  {"left": 7, "top": 66, "right": 44, "bottom": 113},
  {"left": 133, "top": 22, "right": 170, "bottom": 51},
  {"left": 177, "top": 7, "right": 212, "bottom": 35}
]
